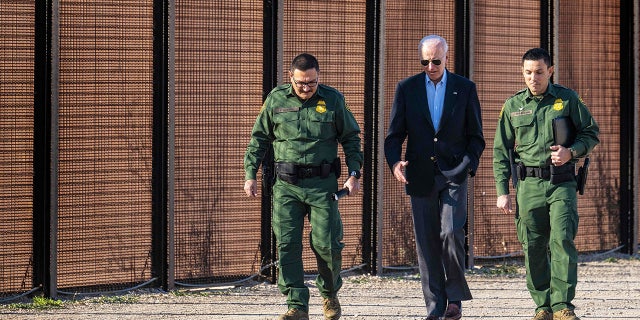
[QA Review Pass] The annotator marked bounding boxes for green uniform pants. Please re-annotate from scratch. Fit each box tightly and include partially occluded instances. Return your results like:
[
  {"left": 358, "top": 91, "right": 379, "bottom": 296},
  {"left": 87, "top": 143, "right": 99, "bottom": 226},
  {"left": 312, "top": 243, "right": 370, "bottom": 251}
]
[
  {"left": 516, "top": 176, "right": 579, "bottom": 313},
  {"left": 272, "top": 176, "right": 344, "bottom": 312}
]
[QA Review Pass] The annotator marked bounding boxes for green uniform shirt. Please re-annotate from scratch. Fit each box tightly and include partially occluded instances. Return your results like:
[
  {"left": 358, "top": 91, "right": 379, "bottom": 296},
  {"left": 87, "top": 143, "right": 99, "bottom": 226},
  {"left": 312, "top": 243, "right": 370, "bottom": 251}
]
[
  {"left": 244, "top": 83, "right": 363, "bottom": 180},
  {"left": 493, "top": 83, "right": 600, "bottom": 196}
]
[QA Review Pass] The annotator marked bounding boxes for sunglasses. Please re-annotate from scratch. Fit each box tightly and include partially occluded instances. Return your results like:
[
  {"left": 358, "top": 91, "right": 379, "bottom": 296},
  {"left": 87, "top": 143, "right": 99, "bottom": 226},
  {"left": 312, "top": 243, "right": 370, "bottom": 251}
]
[{"left": 420, "top": 59, "right": 442, "bottom": 66}]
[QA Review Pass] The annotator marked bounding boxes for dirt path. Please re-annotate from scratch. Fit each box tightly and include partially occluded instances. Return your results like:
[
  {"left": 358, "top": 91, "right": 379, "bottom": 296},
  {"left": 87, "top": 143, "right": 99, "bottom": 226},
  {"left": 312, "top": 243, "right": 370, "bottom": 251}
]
[{"left": 2, "top": 253, "right": 639, "bottom": 320}]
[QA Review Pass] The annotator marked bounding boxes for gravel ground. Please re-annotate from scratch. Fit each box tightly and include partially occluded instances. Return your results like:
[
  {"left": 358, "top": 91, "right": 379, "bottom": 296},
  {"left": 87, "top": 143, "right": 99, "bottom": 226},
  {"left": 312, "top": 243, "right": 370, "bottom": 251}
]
[{"left": 1, "top": 253, "right": 639, "bottom": 320}]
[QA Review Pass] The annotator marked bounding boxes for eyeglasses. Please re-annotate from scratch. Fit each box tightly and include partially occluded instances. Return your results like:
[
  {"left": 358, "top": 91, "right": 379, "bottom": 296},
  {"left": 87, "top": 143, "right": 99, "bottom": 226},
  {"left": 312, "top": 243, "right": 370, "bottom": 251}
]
[
  {"left": 420, "top": 59, "right": 442, "bottom": 66},
  {"left": 292, "top": 78, "right": 318, "bottom": 88}
]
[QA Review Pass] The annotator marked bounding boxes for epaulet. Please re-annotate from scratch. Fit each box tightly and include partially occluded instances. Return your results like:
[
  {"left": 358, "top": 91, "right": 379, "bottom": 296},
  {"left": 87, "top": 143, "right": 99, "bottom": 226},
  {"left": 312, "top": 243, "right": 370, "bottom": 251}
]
[
  {"left": 270, "top": 84, "right": 290, "bottom": 94},
  {"left": 264, "top": 85, "right": 290, "bottom": 100},
  {"left": 550, "top": 83, "right": 569, "bottom": 90},
  {"left": 261, "top": 85, "right": 291, "bottom": 112},
  {"left": 507, "top": 88, "right": 527, "bottom": 99},
  {"left": 318, "top": 84, "right": 343, "bottom": 97},
  {"left": 548, "top": 83, "right": 579, "bottom": 99}
]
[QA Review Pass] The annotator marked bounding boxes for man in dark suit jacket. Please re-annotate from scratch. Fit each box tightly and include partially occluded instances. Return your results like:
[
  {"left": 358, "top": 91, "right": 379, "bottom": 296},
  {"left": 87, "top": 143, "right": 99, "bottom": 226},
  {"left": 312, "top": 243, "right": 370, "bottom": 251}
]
[{"left": 384, "top": 35, "right": 485, "bottom": 320}]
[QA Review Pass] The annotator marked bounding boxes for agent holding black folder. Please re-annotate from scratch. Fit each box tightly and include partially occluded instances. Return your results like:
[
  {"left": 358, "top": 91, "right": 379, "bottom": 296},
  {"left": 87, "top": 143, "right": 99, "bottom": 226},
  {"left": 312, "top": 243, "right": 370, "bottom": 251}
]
[{"left": 492, "top": 48, "right": 599, "bottom": 320}]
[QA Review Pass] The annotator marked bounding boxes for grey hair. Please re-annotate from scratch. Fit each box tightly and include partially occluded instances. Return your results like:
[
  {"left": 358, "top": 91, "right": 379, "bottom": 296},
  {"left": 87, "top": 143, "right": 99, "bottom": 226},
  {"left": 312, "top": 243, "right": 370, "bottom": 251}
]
[{"left": 418, "top": 35, "right": 448, "bottom": 55}]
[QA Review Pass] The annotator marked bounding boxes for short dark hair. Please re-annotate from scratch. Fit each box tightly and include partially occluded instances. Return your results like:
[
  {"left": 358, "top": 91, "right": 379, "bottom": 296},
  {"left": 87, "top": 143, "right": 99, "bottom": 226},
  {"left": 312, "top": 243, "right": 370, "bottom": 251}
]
[
  {"left": 290, "top": 53, "right": 319, "bottom": 72},
  {"left": 522, "top": 48, "right": 552, "bottom": 67}
]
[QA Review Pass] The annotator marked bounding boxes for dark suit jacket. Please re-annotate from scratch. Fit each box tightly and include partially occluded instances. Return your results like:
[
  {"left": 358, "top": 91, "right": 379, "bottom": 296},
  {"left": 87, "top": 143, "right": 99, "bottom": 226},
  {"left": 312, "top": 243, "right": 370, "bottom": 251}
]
[{"left": 384, "top": 70, "right": 485, "bottom": 196}]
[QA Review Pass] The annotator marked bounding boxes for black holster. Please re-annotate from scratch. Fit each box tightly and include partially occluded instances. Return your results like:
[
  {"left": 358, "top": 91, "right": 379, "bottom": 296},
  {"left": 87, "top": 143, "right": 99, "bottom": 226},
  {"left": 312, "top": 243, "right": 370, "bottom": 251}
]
[
  {"left": 320, "top": 161, "right": 332, "bottom": 178},
  {"left": 516, "top": 162, "right": 526, "bottom": 181},
  {"left": 576, "top": 157, "right": 590, "bottom": 195}
]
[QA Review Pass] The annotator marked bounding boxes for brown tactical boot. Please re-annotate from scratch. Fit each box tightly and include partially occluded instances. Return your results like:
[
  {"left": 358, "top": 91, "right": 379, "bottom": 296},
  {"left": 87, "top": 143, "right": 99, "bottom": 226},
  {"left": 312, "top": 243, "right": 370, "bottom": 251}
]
[
  {"left": 323, "top": 297, "right": 342, "bottom": 320},
  {"left": 532, "top": 310, "right": 552, "bottom": 320},
  {"left": 279, "top": 308, "right": 309, "bottom": 320},
  {"left": 553, "top": 308, "right": 580, "bottom": 320}
]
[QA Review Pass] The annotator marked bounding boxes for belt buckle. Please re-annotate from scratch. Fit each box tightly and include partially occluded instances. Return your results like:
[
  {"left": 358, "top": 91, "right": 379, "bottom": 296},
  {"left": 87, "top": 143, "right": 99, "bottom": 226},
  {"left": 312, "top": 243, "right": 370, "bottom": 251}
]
[
  {"left": 298, "top": 167, "right": 313, "bottom": 178},
  {"left": 526, "top": 167, "right": 535, "bottom": 177}
]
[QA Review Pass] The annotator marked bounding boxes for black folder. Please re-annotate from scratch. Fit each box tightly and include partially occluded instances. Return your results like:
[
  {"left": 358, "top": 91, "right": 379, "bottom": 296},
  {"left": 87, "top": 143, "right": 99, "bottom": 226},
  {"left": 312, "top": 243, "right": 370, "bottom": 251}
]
[{"left": 552, "top": 116, "right": 576, "bottom": 147}]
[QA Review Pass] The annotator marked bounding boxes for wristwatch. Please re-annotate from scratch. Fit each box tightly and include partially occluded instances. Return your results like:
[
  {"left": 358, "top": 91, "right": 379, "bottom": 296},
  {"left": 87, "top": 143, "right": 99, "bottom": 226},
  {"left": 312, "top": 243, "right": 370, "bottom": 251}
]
[
  {"left": 349, "top": 170, "right": 361, "bottom": 179},
  {"left": 569, "top": 147, "right": 578, "bottom": 159}
]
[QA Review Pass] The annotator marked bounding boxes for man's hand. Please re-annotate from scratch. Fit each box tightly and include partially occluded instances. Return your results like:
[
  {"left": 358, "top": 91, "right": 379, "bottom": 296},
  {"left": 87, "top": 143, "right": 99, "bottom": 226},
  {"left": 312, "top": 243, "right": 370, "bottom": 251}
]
[
  {"left": 392, "top": 161, "right": 409, "bottom": 184},
  {"left": 550, "top": 145, "right": 571, "bottom": 166},
  {"left": 344, "top": 176, "right": 360, "bottom": 196},
  {"left": 496, "top": 194, "right": 512, "bottom": 214},
  {"left": 244, "top": 179, "right": 258, "bottom": 197}
]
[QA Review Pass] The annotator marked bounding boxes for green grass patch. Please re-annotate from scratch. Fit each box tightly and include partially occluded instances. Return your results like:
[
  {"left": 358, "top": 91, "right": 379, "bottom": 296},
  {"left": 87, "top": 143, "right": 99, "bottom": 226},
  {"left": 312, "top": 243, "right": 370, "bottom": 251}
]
[{"left": 5, "top": 296, "right": 65, "bottom": 310}]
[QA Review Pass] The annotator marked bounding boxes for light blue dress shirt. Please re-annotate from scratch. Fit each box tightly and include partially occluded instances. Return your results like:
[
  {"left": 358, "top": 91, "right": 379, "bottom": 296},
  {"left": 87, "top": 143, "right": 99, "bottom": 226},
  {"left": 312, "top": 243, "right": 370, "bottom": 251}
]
[{"left": 425, "top": 71, "right": 447, "bottom": 131}]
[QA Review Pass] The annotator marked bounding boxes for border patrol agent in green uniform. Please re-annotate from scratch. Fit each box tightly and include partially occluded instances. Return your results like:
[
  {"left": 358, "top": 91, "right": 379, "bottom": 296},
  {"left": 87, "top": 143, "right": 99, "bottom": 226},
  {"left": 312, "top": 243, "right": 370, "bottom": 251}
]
[
  {"left": 493, "top": 48, "right": 599, "bottom": 320},
  {"left": 244, "top": 53, "right": 363, "bottom": 320}
]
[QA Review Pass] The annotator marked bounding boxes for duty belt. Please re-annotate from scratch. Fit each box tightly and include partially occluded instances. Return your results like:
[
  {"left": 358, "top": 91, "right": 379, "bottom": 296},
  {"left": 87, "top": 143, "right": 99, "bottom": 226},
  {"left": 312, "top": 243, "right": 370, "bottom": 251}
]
[
  {"left": 278, "top": 164, "right": 321, "bottom": 178},
  {"left": 275, "top": 162, "right": 335, "bottom": 179},
  {"left": 525, "top": 166, "right": 551, "bottom": 180},
  {"left": 523, "top": 163, "right": 575, "bottom": 181},
  {"left": 274, "top": 159, "right": 341, "bottom": 185}
]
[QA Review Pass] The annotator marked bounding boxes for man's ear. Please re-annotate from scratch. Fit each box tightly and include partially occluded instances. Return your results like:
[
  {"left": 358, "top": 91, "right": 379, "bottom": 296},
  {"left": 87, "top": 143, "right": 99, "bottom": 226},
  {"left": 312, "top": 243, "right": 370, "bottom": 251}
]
[{"left": 548, "top": 65, "right": 554, "bottom": 76}]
